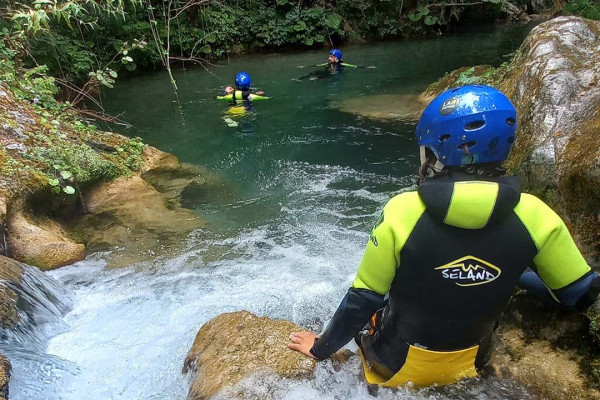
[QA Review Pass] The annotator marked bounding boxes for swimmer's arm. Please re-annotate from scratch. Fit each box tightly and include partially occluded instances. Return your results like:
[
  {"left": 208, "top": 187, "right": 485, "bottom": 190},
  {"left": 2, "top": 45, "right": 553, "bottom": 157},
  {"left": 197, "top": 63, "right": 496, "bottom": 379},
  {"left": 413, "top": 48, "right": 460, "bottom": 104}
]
[{"left": 308, "top": 288, "right": 385, "bottom": 360}]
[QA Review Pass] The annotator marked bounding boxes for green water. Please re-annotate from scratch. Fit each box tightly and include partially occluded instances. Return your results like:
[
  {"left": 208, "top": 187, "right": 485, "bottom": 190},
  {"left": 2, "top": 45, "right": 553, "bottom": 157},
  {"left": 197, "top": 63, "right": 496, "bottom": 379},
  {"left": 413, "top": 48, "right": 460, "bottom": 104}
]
[{"left": 104, "top": 25, "right": 531, "bottom": 234}]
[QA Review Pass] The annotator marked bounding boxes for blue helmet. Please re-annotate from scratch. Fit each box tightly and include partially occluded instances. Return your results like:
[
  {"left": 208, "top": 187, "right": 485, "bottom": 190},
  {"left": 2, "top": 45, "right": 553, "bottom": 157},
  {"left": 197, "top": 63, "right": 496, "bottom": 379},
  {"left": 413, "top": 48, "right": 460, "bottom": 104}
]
[
  {"left": 329, "top": 49, "right": 342, "bottom": 60},
  {"left": 235, "top": 72, "right": 251, "bottom": 89},
  {"left": 415, "top": 85, "right": 517, "bottom": 167}
]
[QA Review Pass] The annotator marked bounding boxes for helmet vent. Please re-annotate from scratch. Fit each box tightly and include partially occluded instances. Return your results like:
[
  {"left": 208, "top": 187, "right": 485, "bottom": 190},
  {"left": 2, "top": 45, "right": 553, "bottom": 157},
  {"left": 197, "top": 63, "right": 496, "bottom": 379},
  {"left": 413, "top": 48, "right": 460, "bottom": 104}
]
[
  {"left": 506, "top": 118, "right": 516, "bottom": 126},
  {"left": 439, "top": 134, "right": 451, "bottom": 142},
  {"left": 464, "top": 120, "right": 485, "bottom": 131},
  {"left": 458, "top": 141, "right": 476, "bottom": 150}
]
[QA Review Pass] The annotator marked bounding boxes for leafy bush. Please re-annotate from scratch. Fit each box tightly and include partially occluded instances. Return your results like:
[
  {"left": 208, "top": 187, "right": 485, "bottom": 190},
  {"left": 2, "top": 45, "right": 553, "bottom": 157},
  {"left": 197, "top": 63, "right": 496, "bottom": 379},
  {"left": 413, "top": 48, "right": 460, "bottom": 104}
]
[{"left": 564, "top": 0, "right": 600, "bottom": 20}]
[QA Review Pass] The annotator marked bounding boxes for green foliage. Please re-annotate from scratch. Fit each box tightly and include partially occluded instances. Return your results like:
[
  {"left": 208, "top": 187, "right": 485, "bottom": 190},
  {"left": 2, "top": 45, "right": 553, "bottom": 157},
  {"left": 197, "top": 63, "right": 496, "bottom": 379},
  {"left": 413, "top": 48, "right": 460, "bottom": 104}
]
[
  {"left": 0, "top": 54, "right": 145, "bottom": 199},
  {"left": 564, "top": 0, "right": 600, "bottom": 20},
  {"left": 456, "top": 67, "right": 481, "bottom": 85},
  {"left": 119, "top": 137, "right": 146, "bottom": 171},
  {"left": 1, "top": 0, "right": 515, "bottom": 85},
  {"left": 31, "top": 140, "right": 123, "bottom": 192}
]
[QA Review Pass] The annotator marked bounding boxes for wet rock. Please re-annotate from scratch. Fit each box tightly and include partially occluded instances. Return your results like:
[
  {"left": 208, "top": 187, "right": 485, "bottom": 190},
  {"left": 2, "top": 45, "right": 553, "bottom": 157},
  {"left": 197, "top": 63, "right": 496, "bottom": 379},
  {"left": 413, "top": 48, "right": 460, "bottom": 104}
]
[
  {"left": 140, "top": 146, "right": 235, "bottom": 207},
  {"left": 492, "top": 328, "right": 600, "bottom": 400},
  {"left": 183, "top": 311, "right": 316, "bottom": 400},
  {"left": 422, "top": 17, "right": 600, "bottom": 261},
  {"left": 0, "top": 197, "right": 7, "bottom": 257},
  {"left": 0, "top": 255, "right": 23, "bottom": 329},
  {"left": 7, "top": 204, "right": 85, "bottom": 270},
  {"left": 586, "top": 297, "right": 600, "bottom": 344},
  {"left": 529, "top": 0, "right": 563, "bottom": 15},
  {"left": 501, "top": 1, "right": 530, "bottom": 22},
  {"left": 337, "top": 94, "right": 430, "bottom": 121},
  {"left": 498, "top": 16, "right": 600, "bottom": 261},
  {"left": 72, "top": 175, "right": 202, "bottom": 266},
  {"left": 499, "top": 17, "right": 600, "bottom": 187},
  {"left": 0, "top": 354, "right": 10, "bottom": 400},
  {"left": 140, "top": 145, "right": 182, "bottom": 175}
]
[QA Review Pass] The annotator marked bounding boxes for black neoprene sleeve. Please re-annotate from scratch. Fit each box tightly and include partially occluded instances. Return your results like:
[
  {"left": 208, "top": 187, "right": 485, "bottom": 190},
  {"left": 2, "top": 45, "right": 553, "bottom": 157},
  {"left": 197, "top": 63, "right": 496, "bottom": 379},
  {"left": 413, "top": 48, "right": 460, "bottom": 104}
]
[{"left": 310, "top": 288, "right": 385, "bottom": 360}]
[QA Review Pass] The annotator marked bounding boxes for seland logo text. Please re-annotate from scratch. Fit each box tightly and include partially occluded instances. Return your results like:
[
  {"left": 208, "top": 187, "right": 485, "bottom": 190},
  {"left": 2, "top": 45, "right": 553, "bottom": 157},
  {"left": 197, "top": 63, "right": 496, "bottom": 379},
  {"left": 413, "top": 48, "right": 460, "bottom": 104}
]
[{"left": 435, "top": 255, "right": 501, "bottom": 287}]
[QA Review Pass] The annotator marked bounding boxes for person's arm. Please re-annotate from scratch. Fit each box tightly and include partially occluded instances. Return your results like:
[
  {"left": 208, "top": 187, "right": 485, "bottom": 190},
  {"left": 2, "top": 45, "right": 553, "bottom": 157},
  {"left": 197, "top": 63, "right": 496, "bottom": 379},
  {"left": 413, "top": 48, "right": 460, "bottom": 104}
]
[
  {"left": 515, "top": 194, "right": 600, "bottom": 310},
  {"left": 519, "top": 268, "right": 599, "bottom": 310},
  {"left": 291, "top": 196, "right": 414, "bottom": 359},
  {"left": 248, "top": 93, "right": 271, "bottom": 101},
  {"left": 309, "top": 288, "right": 385, "bottom": 360}
]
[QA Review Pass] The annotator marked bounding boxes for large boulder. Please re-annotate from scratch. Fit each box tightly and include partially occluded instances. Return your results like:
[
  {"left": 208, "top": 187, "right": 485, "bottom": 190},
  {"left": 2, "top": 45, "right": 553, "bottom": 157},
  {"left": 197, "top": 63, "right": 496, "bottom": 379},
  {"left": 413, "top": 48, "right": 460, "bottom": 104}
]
[
  {"left": 497, "top": 16, "right": 600, "bottom": 260},
  {"left": 421, "top": 16, "right": 600, "bottom": 261},
  {"left": 6, "top": 203, "right": 85, "bottom": 270},
  {"left": 182, "top": 311, "right": 316, "bottom": 400}
]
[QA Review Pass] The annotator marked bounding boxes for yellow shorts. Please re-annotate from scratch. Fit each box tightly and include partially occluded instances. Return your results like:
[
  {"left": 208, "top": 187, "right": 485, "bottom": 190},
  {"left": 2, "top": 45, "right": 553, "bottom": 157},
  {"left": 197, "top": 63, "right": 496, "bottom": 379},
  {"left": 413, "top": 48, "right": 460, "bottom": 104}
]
[{"left": 360, "top": 344, "right": 479, "bottom": 388}]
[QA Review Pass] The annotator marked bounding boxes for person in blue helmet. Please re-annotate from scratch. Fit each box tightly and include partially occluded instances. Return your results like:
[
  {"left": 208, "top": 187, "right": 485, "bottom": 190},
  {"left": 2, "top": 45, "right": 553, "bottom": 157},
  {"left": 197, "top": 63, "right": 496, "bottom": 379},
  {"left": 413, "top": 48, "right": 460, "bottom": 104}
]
[
  {"left": 321, "top": 48, "right": 358, "bottom": 71},
  {"left": 289, "top": 85, "right": 599, "bottom": 388},
  {"left": 297, "top": 48, "right": 359, "bottom": 81},
  {"left": 216, "top": 71, "right": 270, "bottom": 105}
]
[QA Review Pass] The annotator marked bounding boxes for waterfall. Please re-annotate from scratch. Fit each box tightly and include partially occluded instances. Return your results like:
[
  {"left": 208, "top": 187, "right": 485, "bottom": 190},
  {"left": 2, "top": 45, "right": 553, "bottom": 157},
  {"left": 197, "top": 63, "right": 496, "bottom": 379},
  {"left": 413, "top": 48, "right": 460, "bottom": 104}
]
[{"left": 0, "top": 260, "right": 74, "bottom": 400}]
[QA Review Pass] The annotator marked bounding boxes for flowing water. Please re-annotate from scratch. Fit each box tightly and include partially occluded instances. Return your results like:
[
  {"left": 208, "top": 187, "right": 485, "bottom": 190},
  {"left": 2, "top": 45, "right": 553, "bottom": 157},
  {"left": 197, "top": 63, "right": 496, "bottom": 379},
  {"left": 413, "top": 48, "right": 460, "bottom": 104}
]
[{"left": 5, "top": 24, "right": 539, "bottom": 399}]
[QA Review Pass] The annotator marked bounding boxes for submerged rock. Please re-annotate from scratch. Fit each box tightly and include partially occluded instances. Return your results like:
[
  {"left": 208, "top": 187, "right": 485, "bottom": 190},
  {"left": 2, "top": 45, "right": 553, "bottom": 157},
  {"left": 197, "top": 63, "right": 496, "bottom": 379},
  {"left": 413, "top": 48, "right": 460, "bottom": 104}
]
[
  {"left": 183, "top": 311, "right": 316, "bottom": 400},
  {"left": 336, "top": 94, "right": 430, "bottom": 121},
  {"left": 71, "top": 174, "right": 203, "bottom": 267}
]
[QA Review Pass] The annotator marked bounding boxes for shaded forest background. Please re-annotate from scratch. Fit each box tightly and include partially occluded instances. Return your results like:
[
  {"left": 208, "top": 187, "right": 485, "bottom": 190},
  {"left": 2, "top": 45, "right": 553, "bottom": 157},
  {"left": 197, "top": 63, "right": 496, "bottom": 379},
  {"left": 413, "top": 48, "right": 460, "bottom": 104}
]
[{"left": 1, "top": 0, "right": 597, "bottom": 90}]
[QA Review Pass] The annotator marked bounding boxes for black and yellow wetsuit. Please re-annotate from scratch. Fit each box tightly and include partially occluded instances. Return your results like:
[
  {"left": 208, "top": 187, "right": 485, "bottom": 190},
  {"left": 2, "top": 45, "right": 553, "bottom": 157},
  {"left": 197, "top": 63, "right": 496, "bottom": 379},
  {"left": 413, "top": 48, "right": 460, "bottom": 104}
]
[{"left": 310, "top": 172, "right": 598, "bottom": 387}]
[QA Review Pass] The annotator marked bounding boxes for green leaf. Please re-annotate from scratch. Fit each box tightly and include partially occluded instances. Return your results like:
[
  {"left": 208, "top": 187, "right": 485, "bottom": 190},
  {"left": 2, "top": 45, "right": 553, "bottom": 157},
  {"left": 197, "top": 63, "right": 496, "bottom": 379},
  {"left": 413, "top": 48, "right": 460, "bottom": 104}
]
[
  {"left": 109, "top": 70, "right": 118, "bottom": 78},
  {"left": 408, "top": 12, "right": 422, "bottom": 21},
  {"left": 48, "top": 178, "right": 60, "bottom": 187},
  {"left": 53, "top": 164, "right": 62, "bottom": 170},
  {"left": 205, "top": 33, "right": 217, "bottom": 43},
  {"left": 417, "top": 5, "right": 430, "bottom": 15},
  {"left": 276, "top": 0, "right": 288, "bottom": 4},
  {"left": 125, "top": 62, "right": 137, "bottom": 71},
  {"left": 304, "top": 37, "right": 314, "bottom": 46},
  {"left": 324, "top": 13, "right": 342, "bottom": 29},
  {"left": 63, "top": 186, "right": 76, "bottom": 195},
  {"left": 60, "top": 170, "right": 73, "bottom": 180},
  {"left": 424, "top": 15, "right": 438, "bottom": 25},
  {"left": 200, "top": 44, "right": 212, "bottom": 53},
  {"left": 293, "top": 21, "right": 307, "bottom": 31}
]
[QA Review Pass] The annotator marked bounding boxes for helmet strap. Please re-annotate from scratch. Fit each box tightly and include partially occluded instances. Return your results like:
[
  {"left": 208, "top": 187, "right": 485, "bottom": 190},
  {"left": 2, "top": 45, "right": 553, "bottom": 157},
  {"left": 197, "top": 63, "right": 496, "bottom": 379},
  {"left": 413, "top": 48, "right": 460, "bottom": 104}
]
[{"left": 418, "top": 147, "right": 445, "bottom": 185}]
